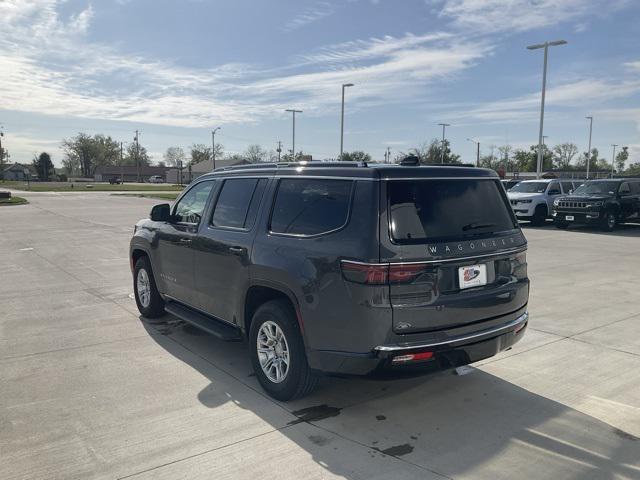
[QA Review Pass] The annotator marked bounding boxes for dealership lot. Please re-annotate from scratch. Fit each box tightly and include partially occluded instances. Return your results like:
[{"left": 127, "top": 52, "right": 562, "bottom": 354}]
[{"left": 1, "top": 192, "right": 639, "bottom": 480}]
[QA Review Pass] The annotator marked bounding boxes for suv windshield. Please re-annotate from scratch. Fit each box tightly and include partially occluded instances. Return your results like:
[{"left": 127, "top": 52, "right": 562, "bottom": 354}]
[
  {"left": 509, "top": 182, "right": 548, "bottom": 193},
  {"left": 573, "top": 181, "right": 619, "bottom": 195},
  {"left": 388, "top": 179, "right": 517, "bottom": 243}
]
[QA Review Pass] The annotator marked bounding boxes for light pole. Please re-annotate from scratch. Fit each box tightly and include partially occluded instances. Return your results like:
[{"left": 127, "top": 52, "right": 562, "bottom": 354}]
[
  {"left": 211, "top": 126, "right": 221, "bottom": 171},
  {"left": 340, "top": 83, "right": 354, "bottom": 160},
  {"left": 527, "top": 39, "right": 567, "bottom": 179},
  {"left": 466, "top": 138, "right": 480, "bottom": 167},
  {"left": 611, "top": 144, "right": 618, "bottom": 178},
  {"left": 585, "top": 116, "right": 593, "bottom": 179},
  {"left": 134, "top": 130, "right": 140, "bottom": 183},
  {"left": 438, "top": 123, "right": 450, "bottom": 164},
  {"left": 285, "top": 109, "right": 302, "bottom": 159}
]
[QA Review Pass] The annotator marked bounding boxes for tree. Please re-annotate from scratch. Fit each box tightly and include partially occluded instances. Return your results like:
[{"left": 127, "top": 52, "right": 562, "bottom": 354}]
[
  {"left": 340, "top": 150, "right": 372, "bottom": 162},
  {"left": 61, "top": 133, "right": 120, "bottom": 177},
  {"left": 281, "top": 151, "right": 307, "bottom": 162},
  {"left": 123, "top": 142, "right": 151, "bottom": 167},
  {"left": 163, "top": 147, "right": 185, "bottom": 167},
  {"left": 190, "top": 144, "right": 211, "bottom": 165},
  {"left": 406, "top": 139, "right": 461, "bottom": 165},
  {"left": 615, "top": 146, "right": 629, "bottom": 174},
  {"left": 32, "top": 152, "right": 55, "bottom": 181},
  {"left": 552, "top": 143, "right": 578, "bottom": 170},
  {"left": 244, "top": 144, "right": 268, "bottom": 163},
  {"left": 510, "top": 145, "right": 552, "bottom": 172},
  {"left": 625, "top": 162, "right": 640, "bottom": 176}
]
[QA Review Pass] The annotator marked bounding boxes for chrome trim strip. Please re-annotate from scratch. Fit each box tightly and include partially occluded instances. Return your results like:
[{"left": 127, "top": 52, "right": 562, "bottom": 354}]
[
  {"left": 374, "top": 312, "right": 529, "bottom": 352},
  {"left": 342, "top": 246, "right": 527, "bottom": 267}
]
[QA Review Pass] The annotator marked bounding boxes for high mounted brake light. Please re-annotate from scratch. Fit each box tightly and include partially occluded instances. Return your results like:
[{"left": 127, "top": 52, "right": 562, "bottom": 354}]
[{"left": 341, "top": 260, "right": 429, "bottom": 285}]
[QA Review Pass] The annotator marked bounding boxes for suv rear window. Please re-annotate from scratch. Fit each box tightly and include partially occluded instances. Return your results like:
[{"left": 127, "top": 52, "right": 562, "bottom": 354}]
[
  {"left": 270, "top": 179, "right": 353, "bottom": 236},
  {"left": 388, "top": 179, "right": 517, "bottom": 243}
]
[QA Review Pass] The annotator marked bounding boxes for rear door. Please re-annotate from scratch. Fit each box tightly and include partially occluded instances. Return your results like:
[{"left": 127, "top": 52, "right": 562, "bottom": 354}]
[
  {"left": 192, "top": 177, "right": 268, "bottom": 323},
  {"left": 380, "top": 178, "right": 528, "bottom": 334}
]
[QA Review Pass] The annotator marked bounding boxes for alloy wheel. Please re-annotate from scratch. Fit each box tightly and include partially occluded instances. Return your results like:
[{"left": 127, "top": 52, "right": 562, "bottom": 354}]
[
  {"left": 137, "top": 268, "right": 151, "bottom": 308},
  {"left": 257, "top": 321, "right": 290, "bottom": 383}
]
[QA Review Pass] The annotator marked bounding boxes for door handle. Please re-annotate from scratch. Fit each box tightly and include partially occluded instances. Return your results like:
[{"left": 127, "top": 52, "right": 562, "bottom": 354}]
[
  {"left": 229, "top": 246, "right": 244, "bottom": 254},
  {"left": 179, "top": 238, "right": 192, "bottom": 244}
]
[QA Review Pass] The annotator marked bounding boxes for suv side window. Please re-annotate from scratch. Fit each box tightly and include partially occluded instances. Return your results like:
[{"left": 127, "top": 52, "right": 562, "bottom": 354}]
[
  {"left": 561, "top": 182, "right": 573, "bottom": 194},
  {"left": 619, "top": 182, "right": 631, "bottom": 195},
  {"left": 270, "top": 178, "right": 353, "bottom": 236},
  {"left": 173, "top": 180, "right": 215, "bottom": 224},
  {"left": 547, "top": 182, "right": 561, "bottom": 195},
  {"left": 211, "top": 178, "right": 267, "bottom": 230},
  {"left": 631, "top": 182, "right": 640, "bottom": 194}
]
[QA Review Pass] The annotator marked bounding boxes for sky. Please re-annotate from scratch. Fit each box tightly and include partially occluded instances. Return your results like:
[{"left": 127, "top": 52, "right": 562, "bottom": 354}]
[{"left": 1, "top": 0, "right": 639, "bottom": 167}]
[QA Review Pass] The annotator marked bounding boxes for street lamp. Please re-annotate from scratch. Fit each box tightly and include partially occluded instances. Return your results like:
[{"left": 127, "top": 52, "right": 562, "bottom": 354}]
[
  {"left": 340, "top": 83, "right": 354, "bottom": 160},
  {"left": 211, "top": 126, "right": 221, "bottom": 171},
  {"left": 285, "top": 109, "right": 303, "bottom": 160},
  {"left": 611, "top": 144, "right": 618, "bottom": 178},
  {"left": 585, "top": 116, "right": 593, "bottom": 179},
  {"left": 527, "top": 39, "right": 567, "bottom": 179},
  {"left": 438, "top": 123, "right": 451, "bottom": 164},
  {"left": 466, "top": 138, "right": 480, "bottom": 167}
]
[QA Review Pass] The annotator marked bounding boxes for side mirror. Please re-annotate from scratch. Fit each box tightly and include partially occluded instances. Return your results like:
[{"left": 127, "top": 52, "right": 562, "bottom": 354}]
[{"left": 150, "top": 203, "right": 171, "bottom": 222}]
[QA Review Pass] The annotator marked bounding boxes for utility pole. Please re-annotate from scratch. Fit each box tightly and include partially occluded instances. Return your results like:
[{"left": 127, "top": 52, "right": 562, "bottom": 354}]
[
  {"left": 387, "top": 147, "right": 391, "bottom": 164},
  {"left": 438, "top": 123, "right": 450, "bottom": 164},
  {"left": 211, "top": 126, "right": 221, "bottom": 171},
  {"left": 585, "top": 116, "right": 593, "bottom": 179},
  {"left": 285, "top": 109, "right": 302, "bottom": 159},
  {"left": 276, "top": 140, "right": 282, "bottom": 162},
  {"left": 0, "top": 126, "right": 4, "bottom": 169},
  {"left": 134, "top": 130, "right": 140, "bottom": 183},
  {"left": 527, "top": 39, "right": 567, "bottom": 179},
  {"left": 340, "top": 83, "right": 354, "bottom": 160},
  {"left": 611, "top": 144, "right": 618, "bottom": 178},
  {"left": 120, "top": 142, "right": 124, "bottom": 183}
]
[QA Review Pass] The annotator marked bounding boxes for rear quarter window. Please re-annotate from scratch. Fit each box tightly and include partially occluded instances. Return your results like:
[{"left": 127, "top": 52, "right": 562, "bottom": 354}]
[
  {"left": 388, "top": 179, "right": 517, "bottom": 243},
  {"left": 270, "top": 178, "right": 353, "bottom": 236}
]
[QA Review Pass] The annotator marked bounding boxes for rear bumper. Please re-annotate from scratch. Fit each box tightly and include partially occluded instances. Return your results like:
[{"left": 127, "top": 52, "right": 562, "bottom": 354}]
[{"left": 308, "top": 311, "right": 528, "bottom": 376}]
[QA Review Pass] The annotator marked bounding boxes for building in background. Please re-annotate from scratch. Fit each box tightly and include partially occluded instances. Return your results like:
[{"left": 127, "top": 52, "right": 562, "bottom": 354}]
[
  {"left": 1, "top": 163, "right": 33, "bottom": 181},
  {"left": 166, "top": 158, "right": 251, "bottom": 184}
]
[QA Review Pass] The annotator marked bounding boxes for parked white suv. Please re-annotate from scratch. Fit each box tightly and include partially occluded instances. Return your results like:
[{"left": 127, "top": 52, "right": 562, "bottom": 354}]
[
  {"left": 148, "top": 175, "right": 164, "bottom": 184},
  {"left": 507, "top": 179, "right": 580, "bottom": 225}
]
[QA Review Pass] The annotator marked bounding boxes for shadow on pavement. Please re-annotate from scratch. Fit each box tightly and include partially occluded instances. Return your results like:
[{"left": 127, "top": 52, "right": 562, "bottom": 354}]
[{"left": 140, "top": 316, "right": 640, "bottom": 479}]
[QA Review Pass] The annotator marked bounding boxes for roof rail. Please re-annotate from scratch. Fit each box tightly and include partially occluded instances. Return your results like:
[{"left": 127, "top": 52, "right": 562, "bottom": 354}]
[{"left": 214, "top": 161, "right": 368, "bottom": 172}]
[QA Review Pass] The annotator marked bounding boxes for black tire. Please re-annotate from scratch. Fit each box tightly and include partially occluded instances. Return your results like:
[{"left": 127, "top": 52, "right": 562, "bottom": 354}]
[
  {"left": 530, "top": 205, "right": 547, "bottom": 226},
  {"left": 249, "top": 299, "right": 318, "bottom": 401},
  {"left": 602, "top": 210, "right": 617, "bottom": 232},
  {"left": 554, "top": 221, "right": 569, "bottom": 230},
  {"left": 133, "top": 256, "right": 165, "bottom": 318}
]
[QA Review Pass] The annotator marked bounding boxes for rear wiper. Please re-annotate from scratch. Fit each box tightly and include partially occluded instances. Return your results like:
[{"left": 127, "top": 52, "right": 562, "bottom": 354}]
[{"left": 462, "top": 222, "right": 496, "bottom": 231}]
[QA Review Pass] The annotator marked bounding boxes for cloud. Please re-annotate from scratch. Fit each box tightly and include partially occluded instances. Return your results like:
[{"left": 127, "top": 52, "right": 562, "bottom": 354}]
[
  {"left": 436, "top": 0, "right": 631, "bottom": 34},
  {"left": 0, "top": 1, "right": 490, "bottom": 129},
  {"left": 282, "top": 1, "right": 337, "bottom": 32},
  {"left": 446, "top": 79, "right": 640, "bottom": 123}
]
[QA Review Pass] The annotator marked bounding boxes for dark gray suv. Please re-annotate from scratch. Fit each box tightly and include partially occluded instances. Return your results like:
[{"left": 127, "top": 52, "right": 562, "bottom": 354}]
[{"left": 130, "top": 162, "right": 530, "bottom": 400}]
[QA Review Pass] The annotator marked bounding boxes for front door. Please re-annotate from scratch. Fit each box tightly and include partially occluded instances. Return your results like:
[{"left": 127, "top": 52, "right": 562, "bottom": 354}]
[
  {"left": 154, "top": 180, "right": 216, "bottom": 306},
  {"left": 192, "top": 178, "right": 268, "bottom": 324}
]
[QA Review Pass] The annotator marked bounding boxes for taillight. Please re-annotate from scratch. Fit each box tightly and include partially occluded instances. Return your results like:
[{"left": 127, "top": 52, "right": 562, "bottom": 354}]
[
  {"left": 340, "top": 261, "right": 388, "bottom": 285},
  {"left": 341, "top": 260, "right": 429, "bottom": 285}
]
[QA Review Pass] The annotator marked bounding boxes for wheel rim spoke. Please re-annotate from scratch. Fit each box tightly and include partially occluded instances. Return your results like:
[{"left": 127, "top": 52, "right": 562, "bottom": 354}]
[{"left": 256, "top": 321, "right": 290, "bottom": 383}]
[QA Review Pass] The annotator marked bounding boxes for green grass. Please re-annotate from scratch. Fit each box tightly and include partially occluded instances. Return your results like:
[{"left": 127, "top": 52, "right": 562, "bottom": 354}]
[
  {"left": 114, "top": 192, "right": 179, "bottom": 201},
  {"left": 0, "top": 180, "right": 184, "bottom": 192},
  {"left": 0, "top": 195, "right": 28, "bottom": 206}
]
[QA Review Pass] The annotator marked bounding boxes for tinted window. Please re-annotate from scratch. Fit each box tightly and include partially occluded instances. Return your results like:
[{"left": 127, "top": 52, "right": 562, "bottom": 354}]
[
  {"left": 212, "top": 178, "right": 264, "bottom": 229},
  {"left": 547, "top": 182, "right": 561, "bottom": 194},
  {"left": 510, "top": 182, "right": 548, "bottom": 193},
  {"left": 561, "top": 182, "right": 574, "bottom": 193},
  {"left": 388, "top": 179, "right": 517, "bottom": 243},
  {"left": 270, "top": 179, "right": 353, "bottom": 235},
  {"left": 173, "top": 181, "right": 215, "bottom": 224},
  {"left": 619, "top": 182, "right": 631, "bottom": 194},
  {"left": 631, "top": 182, "right": 640, "bottom": 194},
  {"left": 573, "top": 181, "right": 619, "bottom": 195}
]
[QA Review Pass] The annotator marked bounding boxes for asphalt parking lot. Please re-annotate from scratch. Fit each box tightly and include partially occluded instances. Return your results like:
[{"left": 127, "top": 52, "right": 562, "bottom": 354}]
[{"left": 1, "top": 191, "right": 639, "bottom": 480}]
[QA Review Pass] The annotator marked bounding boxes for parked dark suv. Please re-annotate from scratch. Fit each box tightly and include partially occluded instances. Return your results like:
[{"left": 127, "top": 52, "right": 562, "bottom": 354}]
[
  {"left": 130, "top": 162, "right": 530, "bottom": 400},
  {"left": 552, "top": 179, "right": 640, "bottom": 231}
]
